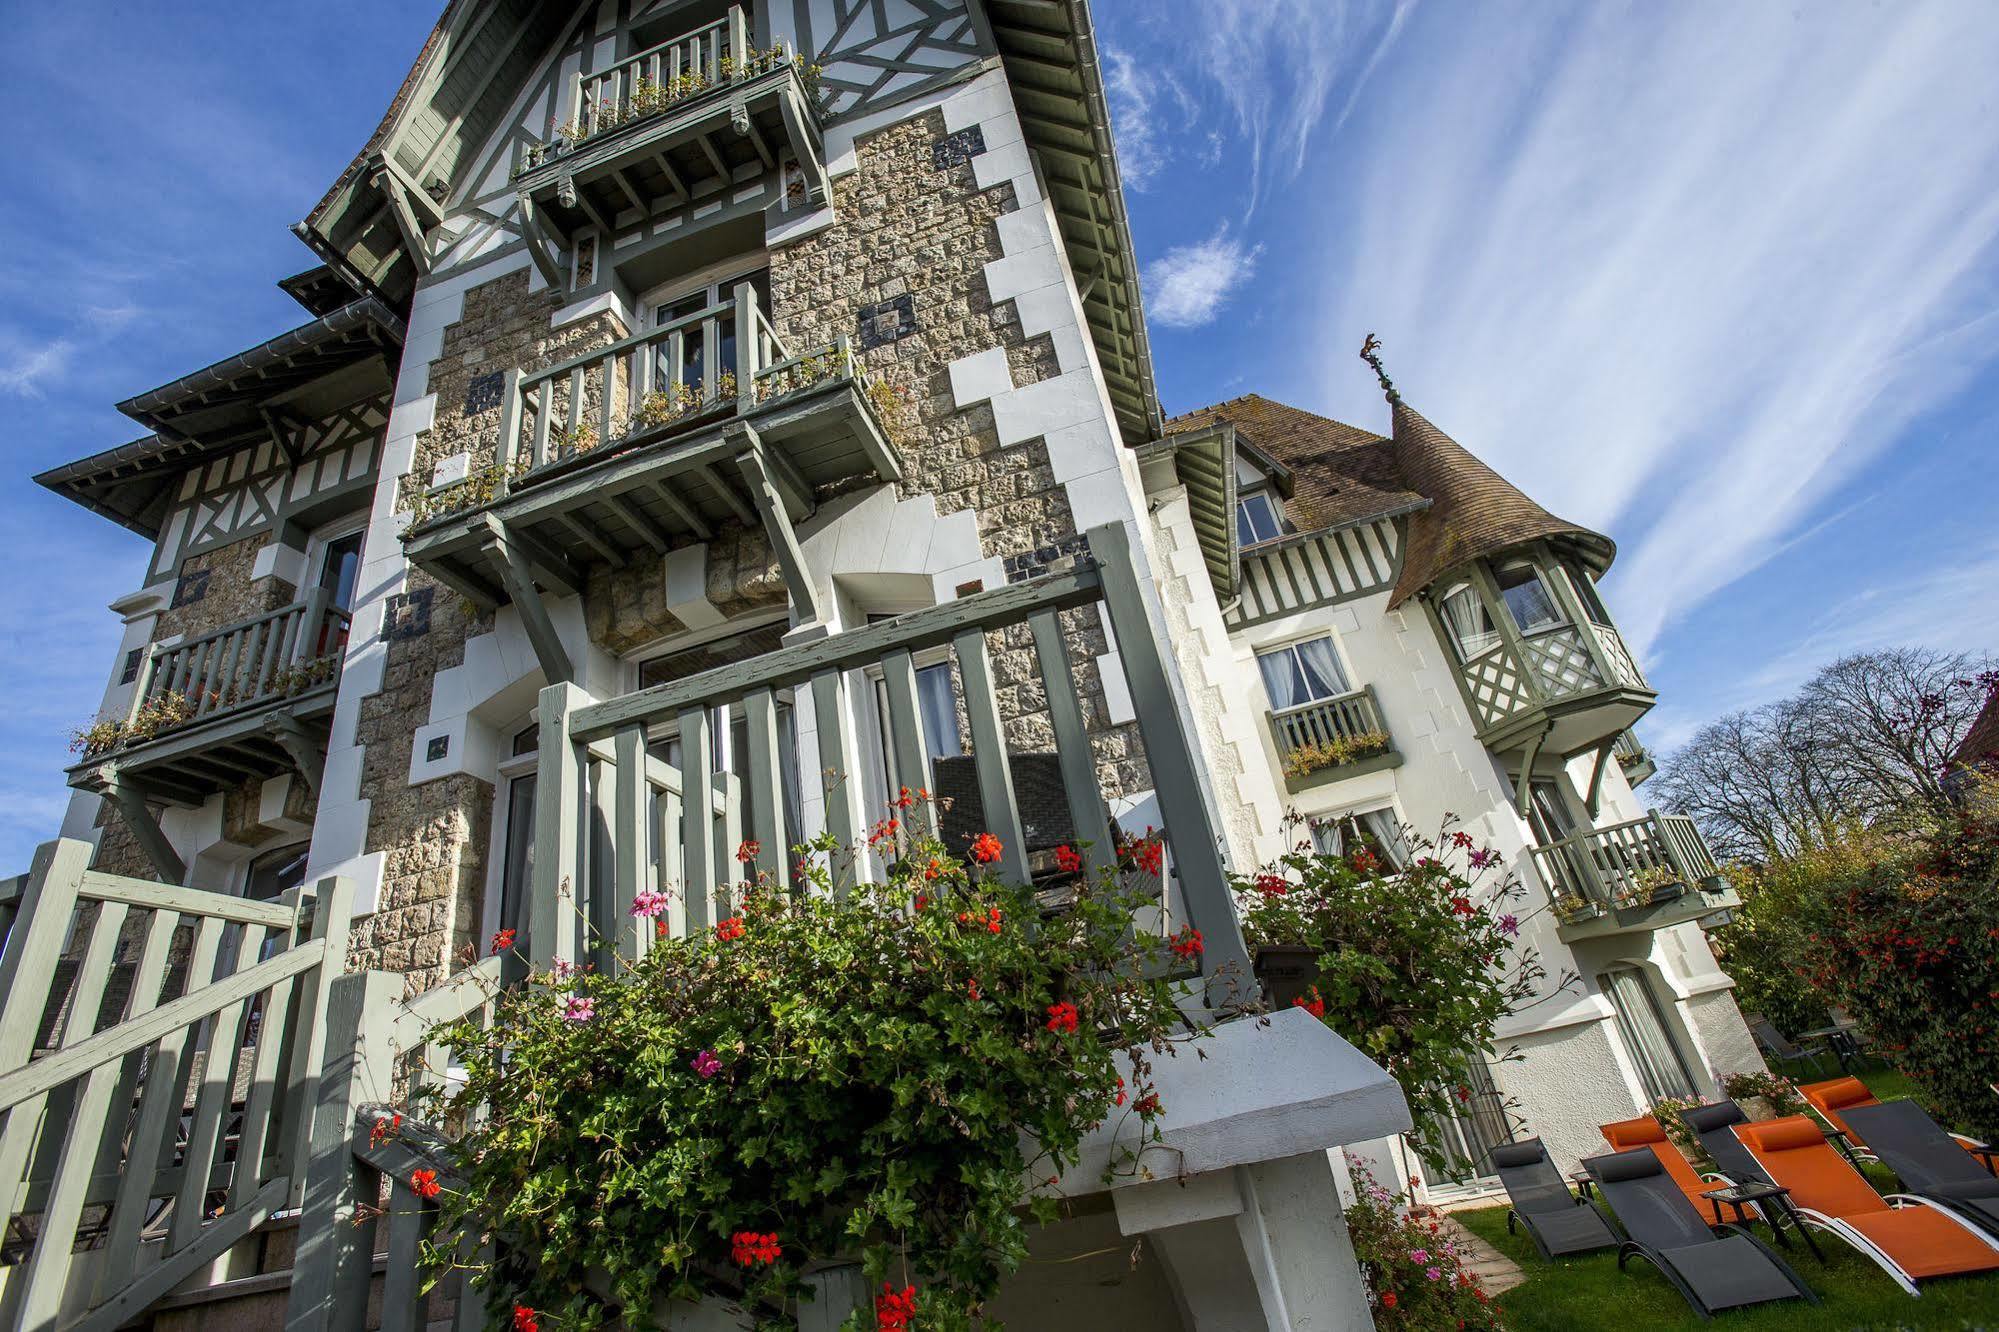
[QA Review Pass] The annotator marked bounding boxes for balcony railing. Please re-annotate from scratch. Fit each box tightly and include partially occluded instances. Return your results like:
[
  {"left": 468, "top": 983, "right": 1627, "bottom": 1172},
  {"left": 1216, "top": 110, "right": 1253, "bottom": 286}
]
[
  {"left": 409, "top": 283, "right": 866, "bottom": 528},
  {"left": 1268, "top": 685, "right": 1400, "bottom": 789},
  {"left": 509, "top": 6, "right": 826, "bottom": 245},
  {"left": 520, "top": 522, "right": 1251, "bottom": 1002},
  {"left": 1528, "top": 811, "right": 1735, "bottom": 935},
  {"left": 1613, "top": 730, "right": 1656, "bottom": 786},
  {"left": 1455, "top": 619, "right": 1655, "bottom": 755},
  {"left": 135, "top": 592, "right": 347, "bottom": 726}
]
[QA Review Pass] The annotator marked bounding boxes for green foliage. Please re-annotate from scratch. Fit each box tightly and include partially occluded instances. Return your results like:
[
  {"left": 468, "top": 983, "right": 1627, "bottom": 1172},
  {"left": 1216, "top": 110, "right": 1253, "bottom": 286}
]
[
  {"left": 422, "top": 822, "right": 1194, "bottom": 1330},
  {"left": 1344, "top": 1164, "right": 1504, "bottom": 1329},
  {"left": 1279, "top": 729, "right": 1393, "bottom": 779},
  {"left": 1235, "top": 819, "right": 1559, "bottom": 1179},
  {"left": 1776, "top": 802, "right": 1999, "bottom": 1140}
]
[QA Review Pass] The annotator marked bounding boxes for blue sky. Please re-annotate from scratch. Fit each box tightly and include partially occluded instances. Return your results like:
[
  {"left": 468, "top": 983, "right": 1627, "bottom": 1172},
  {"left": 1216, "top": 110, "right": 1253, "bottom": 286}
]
[{"left": 1, "top": 1, "right": 1995, "bottom": 871}]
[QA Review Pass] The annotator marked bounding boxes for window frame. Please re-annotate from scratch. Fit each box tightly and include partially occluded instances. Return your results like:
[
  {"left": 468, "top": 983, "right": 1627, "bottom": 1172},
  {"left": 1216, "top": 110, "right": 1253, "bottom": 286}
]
[
  {"left": 1254, "top": 633, "right": 1355, "bottom": 713},
  {"left": 1493, "top": 559, "right": 1568, "bottom": 638},
  {"left": 1435, "top": 580, "right": 1501, "bottom": 663},
  {"left": 1308, "top": 802, "right": 1413, "bottom": 872},
  {"left": 1235, "top": 490, "right": 1284, "bottom": 547}
]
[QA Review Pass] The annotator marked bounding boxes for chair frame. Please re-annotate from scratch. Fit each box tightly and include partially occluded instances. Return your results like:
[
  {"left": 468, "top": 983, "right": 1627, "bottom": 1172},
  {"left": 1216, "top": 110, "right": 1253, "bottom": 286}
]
[
  {"left": 1768, "top": 1192, "right": 1999, "bottom": 1295},
  {"left": 1614, "top": 1222, "right": 1819, "bottom": 1321}
]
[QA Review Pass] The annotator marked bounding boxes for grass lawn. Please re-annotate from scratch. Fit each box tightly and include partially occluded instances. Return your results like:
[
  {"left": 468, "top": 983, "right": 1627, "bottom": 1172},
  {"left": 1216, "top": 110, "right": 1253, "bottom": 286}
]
[{"left": 1457, "top": 1204, "right": 1999, "bottom": 1330}]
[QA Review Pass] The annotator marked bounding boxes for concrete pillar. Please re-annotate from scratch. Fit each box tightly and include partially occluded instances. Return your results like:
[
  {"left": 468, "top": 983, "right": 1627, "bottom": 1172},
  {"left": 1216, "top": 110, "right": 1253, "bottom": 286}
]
[{"left": 1114, "top": 1153, "right": 1373, "bottom": 1331}]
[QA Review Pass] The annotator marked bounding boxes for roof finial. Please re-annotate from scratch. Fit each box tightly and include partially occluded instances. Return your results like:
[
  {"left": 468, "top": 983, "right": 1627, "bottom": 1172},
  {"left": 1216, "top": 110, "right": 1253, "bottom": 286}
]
[{"left": 1359, "top": 332, "right": 1400, "bottom": 404}]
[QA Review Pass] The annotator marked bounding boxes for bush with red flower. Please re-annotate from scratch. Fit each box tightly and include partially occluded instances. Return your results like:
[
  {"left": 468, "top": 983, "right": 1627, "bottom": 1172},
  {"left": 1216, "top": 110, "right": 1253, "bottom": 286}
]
[
  {"left": 419, "top": 817, "right": 1195, "bottom": 1330},
  {"left": 1234, "top": 815, "right": 1563, "bottom": 1179},
  {"left": 1346, "top": 1163, "right": 1504, "bottom": 1329}
]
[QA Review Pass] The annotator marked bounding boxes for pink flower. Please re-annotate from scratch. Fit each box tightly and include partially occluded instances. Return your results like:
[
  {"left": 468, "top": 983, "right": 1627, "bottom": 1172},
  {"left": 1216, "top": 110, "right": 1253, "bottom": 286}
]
[
  {"left": 1499, "top": 914, "right": 1520, "bottom": 936},
  {"left": 630, "top": 888, "right": 670, "bottom": 917},
  {"left": 1410, "top": 1248, "right": 1430, "bottom": 1262},
  {"left": 691, "top": 1049, "right": 722, "bottom": 1079},
  {"left": 1425, "top": 1265, "right": 1442, "bottom": 1282},
  {"left": 1469, "top": 847, "right": 1500, "bottom": 870},
  {"left": 563, "top": 996, "right": 595, "bottom": 1023}
]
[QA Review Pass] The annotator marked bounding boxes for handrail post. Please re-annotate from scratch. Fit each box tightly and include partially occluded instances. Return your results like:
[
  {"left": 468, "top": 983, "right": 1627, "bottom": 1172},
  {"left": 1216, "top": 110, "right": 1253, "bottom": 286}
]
[
  {"left": 284, "top": 970, "right": 400, "bottom": 1332},
  {"left": 281, "top": 875, "right": 356, "bottom": 1208},
  {"left": 727, "top": 3, "right": 748, "bottom": 72},
  {"left": 733, "top": 281, "right": 758, "bottom": 415},
  {"left": 123, "top": 642, "right": 161, "bottom": 726},
  {"left": 1086, "top": 522, "right": 1253, "bottom": 1009},
  {"left": 292, "top": 586, "right": 333, "bottom": 666},
  {"left": 494, "top": 367, "right": 525, "bottom": 494},
  {"left": 533, "top": 682, "right": 593, "bottom": 973}
]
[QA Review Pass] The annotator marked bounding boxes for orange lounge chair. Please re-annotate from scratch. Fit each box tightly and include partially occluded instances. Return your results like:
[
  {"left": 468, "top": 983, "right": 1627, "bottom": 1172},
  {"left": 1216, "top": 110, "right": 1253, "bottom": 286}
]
[
  {"left": 1601, "top": 1116, "right": 1720, "bottom": 1212},
  {"left": 1736, "top": 1115, "right": 1999, "bottom": 1293},
  {"left": 1800, "top": 1077, "right": 1990, "bottom": 1161}
]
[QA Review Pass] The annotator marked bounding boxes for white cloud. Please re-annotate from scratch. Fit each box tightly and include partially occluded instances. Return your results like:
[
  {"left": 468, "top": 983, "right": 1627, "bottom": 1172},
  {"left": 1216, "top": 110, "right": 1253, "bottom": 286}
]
[
  {"left": 0, "top": 340, "right": 73, "bottom": 397},
  {"left": 1146, "top": 229, "right": 1263, "bottom": 328},
  {"left": 1102, "top": 48, "right": 1181, "bottom": 191},
  {"left": 1298, "top": 0, "right": 1999, "bottom": 659}
]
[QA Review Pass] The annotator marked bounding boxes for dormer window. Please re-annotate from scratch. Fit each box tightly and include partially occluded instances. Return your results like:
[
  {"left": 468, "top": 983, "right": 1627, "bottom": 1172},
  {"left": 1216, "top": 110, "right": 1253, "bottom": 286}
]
[
  {"left": 1495, "top": 560, "right": 1565, "bottom": 635},
  {"left": 1438, "top": 582, "right": 1500, "bottom": 662},
  {"left": 1236, "top": 492, "right": 1283, "bottom": 546}
]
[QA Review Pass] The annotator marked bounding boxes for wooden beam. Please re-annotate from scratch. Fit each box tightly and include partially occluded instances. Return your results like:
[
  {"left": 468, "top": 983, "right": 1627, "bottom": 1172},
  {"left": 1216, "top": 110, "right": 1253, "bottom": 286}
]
[
  {"left": 1514, "top": 725, "right": 1550, "bottom": 820},
  {"left": 481, "top": 526, "right": 574, "bottom": 684},
  {"left": 558, "top": 511, "right": 627, "bottom": 568},
  {"left": 99, "top": 769, "right": 185, "bottom": 884},
  {"left": 608, "top": 165, "right": 648, "bottom": 216},
  {"left": 602, "top": 491, "right": 671, "bottom": 553},
  {"left": 650, "top": 150, "right": 690, "bottom": 203},
  {"left": 477, "top": 513, "right": 583, "bottom": 595},
  {"left": 775, "top": 90, "right": 829, "bottom": 204},
  {"left": 515, "top": 191, "right": 566, "bottom": 288},
  {"left": 264, "top": 713, "right": 326, "bottom": 795},
  {"left": 697, "top": 462, "right": 756, "bottom": 526},
  {"left": 763, "top": 444, "right": 815, "bottom": 521},
  {"left": 1583, "top": 738, "right": 1616, "bottom": 819},
  {"left": 693, "top": 131, "right": 730, "bottom": 183},
  {"left": 653, "top": 477, "right": 713, "bottom": 539},
  {"left": 370, "top": 162, "right": 434, "bottom": 277},
  {"left": 735, "top": 433, "right": 826, "bottom": 625},
  {"left": 416, "top": 553, "right": 504, "bottom": 612}
]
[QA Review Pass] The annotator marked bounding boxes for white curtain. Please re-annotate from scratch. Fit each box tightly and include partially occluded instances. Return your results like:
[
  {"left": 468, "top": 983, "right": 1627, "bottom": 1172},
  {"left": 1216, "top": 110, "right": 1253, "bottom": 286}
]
[
  {"left": 1440, "top": 586, "right": 1500, "bottom": 659},
  {"left": 1601, "top": 969, "right": 1697, "bottom": 1102},
  {"left": 1257, "top": 639, "right": 1350, "bottom": 710}
]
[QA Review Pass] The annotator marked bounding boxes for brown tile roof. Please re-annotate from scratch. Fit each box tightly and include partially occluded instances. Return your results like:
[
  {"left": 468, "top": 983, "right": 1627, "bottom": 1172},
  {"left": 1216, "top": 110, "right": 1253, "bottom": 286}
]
[
  {"left": 1953, "top": 690, "right": 1999, "bottom": 770},
  {"left": 1166, "top": 392, "right": 1613, "bottom": 607},
  {"left": 1165, "top": 394, "right": 1422, "bottom": 532}
]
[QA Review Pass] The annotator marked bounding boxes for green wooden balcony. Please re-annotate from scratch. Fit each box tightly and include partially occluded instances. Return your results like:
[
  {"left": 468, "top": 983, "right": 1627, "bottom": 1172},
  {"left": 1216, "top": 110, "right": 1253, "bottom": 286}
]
[
  {"left": 401, "top": 282, "right": 899, "bottom": 636},
  {"left": 1528, "top": 811, "right": 1739, "bottom": 942},
  {"left": 510, "top": 6, "right": 827, "bottom": 249},
  {"left": 1268, "top": 685, "right": 1402, "bottom": 791},
  {"left": 1455, "top": 619, "right": 1655, "bottom": 758},
  {"left": 1614, "top": 730, "right": 1656, "bottom": 786},
  {"left": 67, "top": 591, "right": 348, "bottom": 809}
]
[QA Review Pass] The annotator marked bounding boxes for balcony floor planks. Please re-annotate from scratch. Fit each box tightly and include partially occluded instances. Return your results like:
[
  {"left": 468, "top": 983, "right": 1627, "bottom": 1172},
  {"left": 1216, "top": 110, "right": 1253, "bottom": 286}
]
[{"left": 66, "top": 685, "right": 337, "bottom": 799}]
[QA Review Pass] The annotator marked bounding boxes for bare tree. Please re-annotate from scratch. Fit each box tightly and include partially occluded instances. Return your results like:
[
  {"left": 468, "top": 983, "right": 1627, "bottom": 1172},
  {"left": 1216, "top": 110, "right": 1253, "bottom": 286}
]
[{"left": 1655, "top": 648, "right": 1995, "bottom": 864}]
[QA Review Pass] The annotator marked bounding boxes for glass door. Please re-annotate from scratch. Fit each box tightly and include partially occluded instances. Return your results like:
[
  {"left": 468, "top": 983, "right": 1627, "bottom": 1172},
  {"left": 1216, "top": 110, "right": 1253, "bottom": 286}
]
[
  {"left": 1419, "top": 1052, "right": 1514, "bottom": 1188},
  {"left": 648, "top": 269, "right": 768, "bottom": 402},
  {"left": 1599, "top": 966, "right": 1697, "bottom": 1103}
]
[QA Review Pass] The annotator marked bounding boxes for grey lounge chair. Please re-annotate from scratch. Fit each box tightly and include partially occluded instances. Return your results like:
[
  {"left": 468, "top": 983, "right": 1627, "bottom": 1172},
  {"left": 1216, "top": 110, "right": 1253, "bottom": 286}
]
[
  {"left": 1583, "top": 1147, "right": 1817, "bottom": 1318},
  {"left": 1843, "top": 1101, "right": 1999, "bottom": 1240},
  {"left": 1489, "top": 1138, "right": 1620, "bottom": 1259},
  {"left": 1745, "top": 1017, "right": 1829, "bottom": 1076},
  {"left": 1680, "top": 1101, "right": 1774, "bottom": 1187}
]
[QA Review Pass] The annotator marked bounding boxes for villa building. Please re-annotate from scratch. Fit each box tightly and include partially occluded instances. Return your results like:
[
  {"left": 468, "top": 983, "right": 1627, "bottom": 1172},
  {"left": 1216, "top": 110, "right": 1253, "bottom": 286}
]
[{"left": 3, "top": 0, "right": 1755, "bottom": 1327}]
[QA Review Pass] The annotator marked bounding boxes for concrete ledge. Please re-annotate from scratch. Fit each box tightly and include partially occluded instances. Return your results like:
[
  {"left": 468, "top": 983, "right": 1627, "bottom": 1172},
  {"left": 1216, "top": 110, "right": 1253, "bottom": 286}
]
[{"left": 1053, "top": 1007, "right": 1410, "bottom": 1197}]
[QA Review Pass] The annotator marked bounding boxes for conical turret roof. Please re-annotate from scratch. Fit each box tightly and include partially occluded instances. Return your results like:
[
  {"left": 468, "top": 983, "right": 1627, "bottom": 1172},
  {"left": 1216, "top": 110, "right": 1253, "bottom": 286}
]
[{"left": 1385, "top": 398, "right": 1612, "bottom": 607}]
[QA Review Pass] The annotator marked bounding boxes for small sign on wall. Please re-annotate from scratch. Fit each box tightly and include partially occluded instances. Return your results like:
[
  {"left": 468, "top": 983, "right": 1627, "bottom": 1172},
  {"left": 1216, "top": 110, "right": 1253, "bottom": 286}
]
[{"left": 170, "top": 569, "right": 211, "bottom": 608}]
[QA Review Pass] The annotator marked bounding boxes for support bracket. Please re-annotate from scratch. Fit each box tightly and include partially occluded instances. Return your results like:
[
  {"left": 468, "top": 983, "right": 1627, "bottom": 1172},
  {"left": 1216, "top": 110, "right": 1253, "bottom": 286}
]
[
  {"left": 480, "top": 519, "right": 575, "bottom": 684},
  {"left": 99, "top": 766, "right": 186, "bottom": 884},
  {"left": 264, "top": 714, "right": 326, "bottom": 795},
  {"left": 733, "top": 427, "right": 826, "bottom": 626},
  {"left": 1582, "top": 737, "right": 1617, "bottom": 819}
]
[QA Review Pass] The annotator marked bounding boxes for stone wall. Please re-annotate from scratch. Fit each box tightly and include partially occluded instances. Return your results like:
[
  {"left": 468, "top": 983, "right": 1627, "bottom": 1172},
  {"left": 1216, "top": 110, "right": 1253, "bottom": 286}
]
[{"left": 770, "top": 109, "right": 1146, "bottom": 796}]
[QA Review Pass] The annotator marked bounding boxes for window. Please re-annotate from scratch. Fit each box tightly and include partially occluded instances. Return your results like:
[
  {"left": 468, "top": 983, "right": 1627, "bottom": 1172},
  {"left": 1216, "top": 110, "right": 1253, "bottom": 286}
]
[
  {"left": 1437, "top": 583, "right": 1500, "bottom": 661},
  {"left": 317, "top": 530, "right": 363, "bottom": 613},
  {"left": 1521, "top": 778, "right": 1577, "bottom": 847},
  {"left": 1310, "top": 808, "right": 1410, "bottom": 871},
  {"left": 496, "top": 771, "right": 537, "bottom": 943},
  {"left": 1419, "top": 1051, "right": 1514, "bottom": 1186},
  {"left": 1236, "top": 492, "right": 1283, "bottom": 546},
  {"left": 1599, "top": 967, "right": 1697, "bottom": 1102},
  {"left": 873, "top": 661, "right": 964, "bottom": 788},
  {"left": 646, "top": 268, "right": 770, "bottom": 398},
  {"left": 1256, "top": 637, "right": 1351, "bottom": 712},
  {"left": 1495, "top": 561, "right": 1565, "bottom": 635},
  {"left": 1567, "top": 566, "right": 1614, "bottom": 628},
  {"left": 245, "top": 842, "right": 309, "bottom": 902}
]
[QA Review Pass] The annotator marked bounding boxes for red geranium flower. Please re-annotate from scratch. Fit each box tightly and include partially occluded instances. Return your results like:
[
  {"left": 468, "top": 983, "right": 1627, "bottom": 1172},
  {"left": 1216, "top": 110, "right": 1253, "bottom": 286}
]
[
  {"left": 513, "top": 1306, "right": 538, "bottom": 1332},
  {"left": 1054, "top": 844, "right": 1084, "bottom": 874},
  {"left": 1253, "top": 873, "right": 1288, "bottom": 898},
  {"left": 876, "top": 1283, "right": 918, "bottom": 1332},
  {"left": 968, "top": 831, "right": 1003, "bottom": 864},
  {"left": 1132, "top": 837, "right": 1164, "bottom": 876},
  {"left": 736, "top": 839, "right": 760, "bottom": 863},
  {"left": 716, "top": 916, "right": 745, "bottom": 942},
  {"left": 410, "top": 1168, "right": 442, "bottom": 1200},
  {"left": 1293, "top": 986, "right": 1326, "bottom": 1019},
  {"left": 490, "top": 927, "right": 516, "bottom": 953},
  {"left": 730, "top": 1231, "right": 782, "bottom": 1267},
  {"left": 1169, "top": 927, "right": 1204, "bottom": 959},
  {"left": 1381, "top": 1291, "right": 1398, "bottom": 1308},
  {"left": 1450, "top": 896, "right": 1473, "bottom": 916},
  {"left": 1045, "top": 1001, "right": 1080, "bottom": 1033}
]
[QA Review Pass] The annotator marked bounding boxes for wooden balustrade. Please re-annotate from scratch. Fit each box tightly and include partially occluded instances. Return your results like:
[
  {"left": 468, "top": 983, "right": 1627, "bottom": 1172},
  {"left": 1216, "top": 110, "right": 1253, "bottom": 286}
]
[
  {"left": 0, "top": 841, "right": 352, "bottom": 1330},
  {"left": 125, "top": 590, "right": 348, "bottom": 734},
  {"left": 1528, "top": 811, "right": 1725, "bottom": 924},
  {"left": 570, "top": 6, "right": 746, "bottom": 141},
  {"left": 1269, "top": 686, "right": 1390, "bottom": 756},
  {"left": 469, "top": 283, "right": 855, "bottom": 499}
]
